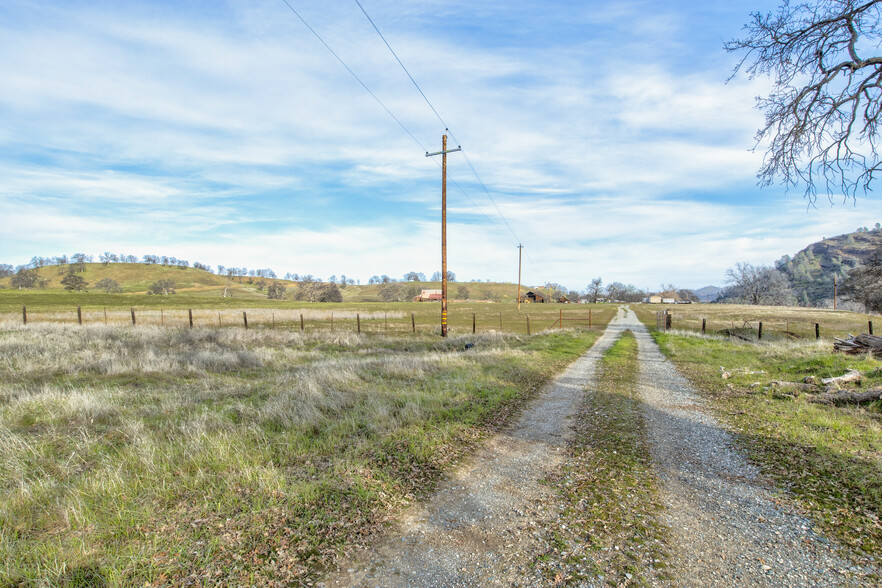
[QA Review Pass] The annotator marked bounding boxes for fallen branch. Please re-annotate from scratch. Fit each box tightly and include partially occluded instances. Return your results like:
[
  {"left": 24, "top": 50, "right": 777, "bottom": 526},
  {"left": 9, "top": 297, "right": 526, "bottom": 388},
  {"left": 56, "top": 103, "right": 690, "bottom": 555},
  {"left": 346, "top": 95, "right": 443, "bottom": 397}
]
[
  {"left": 821, "top": 369, "right": 863, "bottom": 387},
  {"left": 806, "top": 389, "right": 882, "bottom": 405},
  {"left": 768, "top": 381, "right": 819, "bottom": 392}
]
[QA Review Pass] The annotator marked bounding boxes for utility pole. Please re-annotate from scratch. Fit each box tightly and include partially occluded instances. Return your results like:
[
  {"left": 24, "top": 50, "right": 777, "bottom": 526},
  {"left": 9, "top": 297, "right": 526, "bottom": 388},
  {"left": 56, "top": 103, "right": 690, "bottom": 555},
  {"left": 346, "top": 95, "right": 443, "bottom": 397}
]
[
  {"left": 517, "top": 244, "right": 524, "bottom": 311},
  {"left": 426, "top": 132, "right": 461, "bottom": 337},
  {"left": 833, "top": 272, "right": 838, "bottom": 311}
]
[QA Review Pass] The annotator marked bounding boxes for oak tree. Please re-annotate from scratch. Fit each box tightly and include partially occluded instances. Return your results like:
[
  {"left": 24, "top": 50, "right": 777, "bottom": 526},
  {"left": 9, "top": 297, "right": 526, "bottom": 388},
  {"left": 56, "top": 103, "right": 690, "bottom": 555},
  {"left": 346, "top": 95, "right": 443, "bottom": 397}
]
[{"left": 727, "top": 0, "right": 882, "bottom": 201}]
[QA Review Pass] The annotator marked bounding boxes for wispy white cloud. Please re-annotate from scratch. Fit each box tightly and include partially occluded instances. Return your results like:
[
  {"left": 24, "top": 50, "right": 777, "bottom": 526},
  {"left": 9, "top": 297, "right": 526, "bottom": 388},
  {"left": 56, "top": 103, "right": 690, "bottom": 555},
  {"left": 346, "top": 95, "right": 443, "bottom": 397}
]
[{"left": 1, "top": 0, "right": 880, "bottom": 292}]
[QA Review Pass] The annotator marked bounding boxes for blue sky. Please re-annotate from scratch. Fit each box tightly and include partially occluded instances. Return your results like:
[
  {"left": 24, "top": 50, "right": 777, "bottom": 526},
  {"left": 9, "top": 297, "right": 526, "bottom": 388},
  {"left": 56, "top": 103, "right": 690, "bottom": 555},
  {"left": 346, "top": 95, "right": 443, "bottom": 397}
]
[{"left": 3, "top": 0, "right": 882, "bottom": 291}]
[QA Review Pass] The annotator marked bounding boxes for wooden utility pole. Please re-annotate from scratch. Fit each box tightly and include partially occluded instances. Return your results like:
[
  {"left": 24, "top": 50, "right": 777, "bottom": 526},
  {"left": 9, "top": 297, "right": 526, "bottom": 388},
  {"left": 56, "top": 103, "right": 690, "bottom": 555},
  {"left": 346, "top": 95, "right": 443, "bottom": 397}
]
[
  {"left": 517, "top": 244, "right": 524, "bottom": 311},
  {"left": 426, "top": 133, "right": 461, "bottom": 337},
  {"left": 833, "top": 273, "right": 838, "bottom": 310}
]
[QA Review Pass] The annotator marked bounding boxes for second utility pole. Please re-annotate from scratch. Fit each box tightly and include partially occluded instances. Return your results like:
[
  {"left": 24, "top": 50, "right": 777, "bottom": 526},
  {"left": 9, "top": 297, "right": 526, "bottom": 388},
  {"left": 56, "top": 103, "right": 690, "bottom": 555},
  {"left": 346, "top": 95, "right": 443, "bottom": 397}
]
[
  {"left": 517, "top": 244, "right": 523, "bottom": 311},
  {"left": 426, "top": 133, "right": 461, "bottom": 337}
]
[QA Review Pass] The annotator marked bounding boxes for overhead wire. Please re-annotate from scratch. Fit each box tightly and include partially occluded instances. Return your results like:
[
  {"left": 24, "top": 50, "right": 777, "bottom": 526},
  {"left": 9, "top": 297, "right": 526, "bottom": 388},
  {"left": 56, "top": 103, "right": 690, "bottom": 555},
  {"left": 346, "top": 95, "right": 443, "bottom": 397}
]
[
  {"left": 279, "top": 0, "right": 428, "bottom": 154},
  {"left": 352, "top": 0, "right": 526, "bottom": 248},
  {"left": 280, "top": 0, "right": 533, "bottom": 272}
]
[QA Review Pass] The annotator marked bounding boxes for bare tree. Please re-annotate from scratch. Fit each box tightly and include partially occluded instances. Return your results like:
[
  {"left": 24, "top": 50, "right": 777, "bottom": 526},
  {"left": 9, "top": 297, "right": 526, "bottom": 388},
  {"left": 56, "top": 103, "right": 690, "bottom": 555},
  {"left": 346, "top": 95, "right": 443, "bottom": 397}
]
[
  {"left": 727, "top": 0, "right": 882, "bottom": 201},
  {"left": 95, "top": 278, "right": 122, "bottom": 293},
  {"left": 61, "top": 273, "right": 88, "bottom": 292},
  {"left": 724, "top": 262, "right": 794, "bottom": 305},
  {"left": 266, "top": 282, "right": 287, "bottom": 300},
  {"left": 585, "top": 277, "right": 603, "bottom": 303},
  {"left": 147, "top": 279, "right": 176, "bottom": 295}
]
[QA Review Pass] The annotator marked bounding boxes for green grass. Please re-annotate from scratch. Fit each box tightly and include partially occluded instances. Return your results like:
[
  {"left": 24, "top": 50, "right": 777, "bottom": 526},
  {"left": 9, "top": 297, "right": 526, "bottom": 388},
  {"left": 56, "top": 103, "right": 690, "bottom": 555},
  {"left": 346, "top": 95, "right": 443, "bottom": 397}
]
[
  {"left": 648, "top": 329, "right": 882, "bottom": 566},
  {"left": 0, "top": 323, "right": 600, "bottom": 586},
  {"left": 535, "top": 330, "right": 669, "bottom": 586}
]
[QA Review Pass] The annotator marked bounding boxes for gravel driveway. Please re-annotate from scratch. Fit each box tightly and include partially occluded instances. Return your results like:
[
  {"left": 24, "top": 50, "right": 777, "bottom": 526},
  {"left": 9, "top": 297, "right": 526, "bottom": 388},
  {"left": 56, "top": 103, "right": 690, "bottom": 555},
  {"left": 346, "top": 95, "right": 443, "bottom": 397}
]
[
  {"left": 627, "top": 306, "right": 873, "bottom": 587},
  {"left": 322, "top": 307, "right": 876, "bottom": 587},
  {"left": 321, "top": 308, "right": 632, "bottom": 587}
]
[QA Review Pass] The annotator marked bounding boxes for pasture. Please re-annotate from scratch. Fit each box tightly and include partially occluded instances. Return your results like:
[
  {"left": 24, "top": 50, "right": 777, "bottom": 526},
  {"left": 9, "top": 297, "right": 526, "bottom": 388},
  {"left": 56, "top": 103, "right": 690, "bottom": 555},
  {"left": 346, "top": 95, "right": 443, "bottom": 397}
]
[{"left": 0, "top": 301, "right": 609, "bottom": 586}]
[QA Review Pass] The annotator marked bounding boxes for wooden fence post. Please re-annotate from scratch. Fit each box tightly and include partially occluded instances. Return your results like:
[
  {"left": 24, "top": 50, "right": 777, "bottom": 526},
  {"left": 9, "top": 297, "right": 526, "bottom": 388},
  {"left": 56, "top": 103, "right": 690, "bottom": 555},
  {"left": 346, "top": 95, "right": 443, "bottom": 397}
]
[
  {"left": 160, "top": 309, "right": 164, "bottom": 325},
  {"left": 300, "top": 313, "right": 304, "bottom": 332},
  {"left": 131, "top": 307, "right": 136, "bottom": 326},
  {"left": 188, "top": 309, "right": 194, "bottom": 328},
  {"left": 104, "top": 307, "right": 108, "bottom": 325},
  {"left": 526, "top": 314, "right": 531, "bottom": 335},
  {"left": 702, "top": 318, "right": 706, "bottom": 334},
  {"left": 815, "top": 323, "right": 820, "bottom": 340},
  {"left": 77, "top": 306, "right": 82, "bottom": 326},
  {"left": 272, "top": 312, "right": 275, "bottom": 328},
  {"left": 357, "top": 313, "right": 361, "bottom": 334},
  {"left": 22, "top": 305, "right": 27, "bottom": 325},
  {"left": 559, "top": 309, "right": 562, "bottom": 330},
  {"left": 499, "top": 312, "right": 502, "bottom": 330},
  {"left": 411, "top": 313, "right": 416, "bottom": 333},
  {"left": 473, "top": 313, "right": 476, "bottom": 334},
  {"left": 218, "top": 312, "right": 221, "bottom": 327},
  {"left": 589, "top": 309, "right": 592, "bottom": 329},
  {"left": 870, "top": 320, "right": 874, "bottom": 335},
  {"left": 758, "top": 321, "right": 763, "bottom": 340},
  {"left": 243, "top": 311, "right": 248, "bottom": 329}
]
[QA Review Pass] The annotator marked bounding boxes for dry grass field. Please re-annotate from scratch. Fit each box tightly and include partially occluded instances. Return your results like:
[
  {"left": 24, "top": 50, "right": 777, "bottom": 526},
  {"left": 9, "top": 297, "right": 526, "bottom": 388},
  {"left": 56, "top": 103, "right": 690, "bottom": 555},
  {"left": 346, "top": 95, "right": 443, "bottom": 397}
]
[
  {"left": 634, "top": 302, "right": 878, "bottom": 341},
  {"left": 0, "top": 315, "right": 608, "bottom": 586}
]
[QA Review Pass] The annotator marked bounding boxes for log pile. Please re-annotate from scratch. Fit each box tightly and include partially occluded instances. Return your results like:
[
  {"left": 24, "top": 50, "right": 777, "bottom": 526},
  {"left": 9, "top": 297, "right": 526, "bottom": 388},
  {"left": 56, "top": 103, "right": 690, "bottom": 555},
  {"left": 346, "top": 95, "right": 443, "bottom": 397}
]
[{"left": 833, "top": 333, "right": 882, "bottom": 355}]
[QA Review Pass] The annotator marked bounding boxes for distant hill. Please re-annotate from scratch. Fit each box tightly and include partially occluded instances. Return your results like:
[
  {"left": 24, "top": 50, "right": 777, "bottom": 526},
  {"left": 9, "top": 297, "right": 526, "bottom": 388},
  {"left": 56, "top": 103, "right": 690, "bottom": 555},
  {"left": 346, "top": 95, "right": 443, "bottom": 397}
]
[
  {"left": 693, "top": 285, "right": 723, "bottom": 303},
  {"left": 0, "top": 263, "right": 550, "bottom": 303},
  {"left": 777, "top": 225, "right": 882, "bottom": 306}
]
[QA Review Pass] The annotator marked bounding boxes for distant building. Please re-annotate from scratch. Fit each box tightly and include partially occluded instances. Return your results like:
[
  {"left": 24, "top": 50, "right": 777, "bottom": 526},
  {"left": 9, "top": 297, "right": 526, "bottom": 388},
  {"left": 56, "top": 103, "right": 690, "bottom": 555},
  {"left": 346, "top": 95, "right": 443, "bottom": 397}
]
[
  {"left": 413, "top": 289, "right": 443, "bottom": 302},
  {"left": 520, "top": 291, "right": 546, "bottom": 303},
  {"left": 648, "top": 295, "right": 663, "bottom": 304}
]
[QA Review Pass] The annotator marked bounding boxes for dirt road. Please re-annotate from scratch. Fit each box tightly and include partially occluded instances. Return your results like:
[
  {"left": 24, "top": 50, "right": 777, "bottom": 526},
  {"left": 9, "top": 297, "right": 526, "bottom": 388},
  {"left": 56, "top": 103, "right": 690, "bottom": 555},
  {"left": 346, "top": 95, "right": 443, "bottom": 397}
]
[{"left": 322, "top": 307, "right": 872, "bottom": 587}]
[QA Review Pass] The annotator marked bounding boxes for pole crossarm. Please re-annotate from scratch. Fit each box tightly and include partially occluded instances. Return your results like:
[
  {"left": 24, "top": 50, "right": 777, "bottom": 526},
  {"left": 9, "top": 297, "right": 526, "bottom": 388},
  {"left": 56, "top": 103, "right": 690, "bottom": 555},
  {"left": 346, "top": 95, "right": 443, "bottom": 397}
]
[{"left": 425, "top": 146, "right": 462, "bottom": 157}]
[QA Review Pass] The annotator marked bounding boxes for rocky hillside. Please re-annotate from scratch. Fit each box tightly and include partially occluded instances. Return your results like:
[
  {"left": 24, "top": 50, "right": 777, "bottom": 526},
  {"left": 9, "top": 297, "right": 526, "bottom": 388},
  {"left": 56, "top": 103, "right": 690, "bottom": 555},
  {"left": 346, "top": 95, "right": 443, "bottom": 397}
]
[{"left": 776, "top": 225, "right": 882, "bottom": 306}]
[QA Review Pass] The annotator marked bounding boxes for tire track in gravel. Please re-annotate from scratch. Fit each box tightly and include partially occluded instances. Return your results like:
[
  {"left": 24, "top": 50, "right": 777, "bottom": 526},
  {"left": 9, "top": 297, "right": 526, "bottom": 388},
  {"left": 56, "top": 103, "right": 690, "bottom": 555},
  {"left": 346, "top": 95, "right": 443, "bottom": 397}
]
[
  {"left": 320, "top": 308, "right": 634, "bottom": 587},
  {"left": 626, "top": 306, "right": 875, "bottom": 587}
]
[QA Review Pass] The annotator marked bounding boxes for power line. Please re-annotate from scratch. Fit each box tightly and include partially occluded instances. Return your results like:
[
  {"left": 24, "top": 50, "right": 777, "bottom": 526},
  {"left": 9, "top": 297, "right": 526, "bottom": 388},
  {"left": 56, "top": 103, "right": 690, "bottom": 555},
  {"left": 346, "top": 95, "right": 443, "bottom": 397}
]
[
  {"left": 353, "top": 0, "right": 449, "bottom": 130},
  {"left": 282, "top": 0, "right": 531, "bottom": 260},
  {"left": 352, "top": 1, "right": 525, "bottom": 247},
  {"left": 279, "top": 0, "right": 428, "bottom": 153}
]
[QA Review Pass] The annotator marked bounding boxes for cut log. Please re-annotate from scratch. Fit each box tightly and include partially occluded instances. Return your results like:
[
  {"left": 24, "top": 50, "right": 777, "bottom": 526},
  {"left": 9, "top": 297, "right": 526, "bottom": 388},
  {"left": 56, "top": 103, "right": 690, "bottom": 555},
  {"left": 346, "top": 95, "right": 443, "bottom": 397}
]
[
  {"left": 821, "top": 369, "right": 863, "bottom": 387},
  {"left": 806, "top": 389, "right": 882, "bottom": 405},
  {"left": 768, "top": 381, "right": 819, "bottom": 392}
]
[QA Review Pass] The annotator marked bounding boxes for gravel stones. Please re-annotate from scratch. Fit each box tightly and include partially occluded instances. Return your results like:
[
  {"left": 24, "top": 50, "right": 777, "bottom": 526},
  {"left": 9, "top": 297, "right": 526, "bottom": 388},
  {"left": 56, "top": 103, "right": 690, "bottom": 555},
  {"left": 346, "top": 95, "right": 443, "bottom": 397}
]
[{"left": 629, "top": 306, "right": 874, "bottom": 587}]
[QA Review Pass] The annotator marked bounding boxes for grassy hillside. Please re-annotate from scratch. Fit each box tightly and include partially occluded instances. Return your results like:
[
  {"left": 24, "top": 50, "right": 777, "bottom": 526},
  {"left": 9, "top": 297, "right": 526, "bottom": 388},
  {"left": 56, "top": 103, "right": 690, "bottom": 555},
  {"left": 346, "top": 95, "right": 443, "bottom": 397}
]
[
  {"left": 0, "top": 263, "right": 236, "bottom": 293},
  {"left": 0, "top": 263, "right": 557, "bottom": 304},
  {"left": 777, "top": 226, "right": 882, "bottom": 305}
]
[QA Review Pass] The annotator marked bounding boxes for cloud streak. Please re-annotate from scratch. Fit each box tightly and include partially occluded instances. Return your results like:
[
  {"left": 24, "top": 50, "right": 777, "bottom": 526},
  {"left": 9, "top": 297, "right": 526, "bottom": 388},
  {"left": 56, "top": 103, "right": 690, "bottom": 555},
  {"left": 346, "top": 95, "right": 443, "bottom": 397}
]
[{"left": 2, "top": 0, "right": 882, "bottom": 290}]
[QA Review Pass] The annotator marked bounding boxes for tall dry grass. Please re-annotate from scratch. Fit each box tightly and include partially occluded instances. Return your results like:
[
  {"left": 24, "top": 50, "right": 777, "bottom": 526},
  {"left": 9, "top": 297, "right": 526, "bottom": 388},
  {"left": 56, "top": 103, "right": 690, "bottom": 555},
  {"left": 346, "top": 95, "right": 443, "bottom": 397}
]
[{"left": 0, "top": 322, "right": 591, "bottom": 586}]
